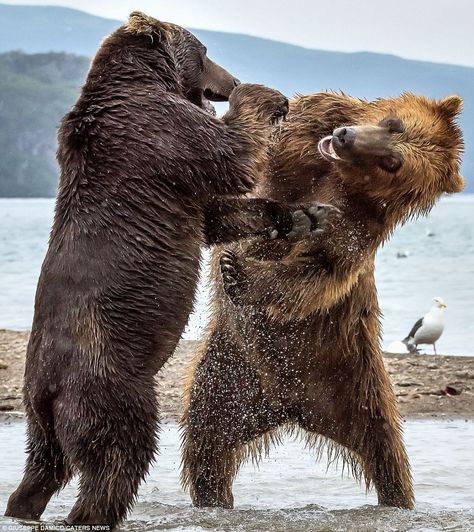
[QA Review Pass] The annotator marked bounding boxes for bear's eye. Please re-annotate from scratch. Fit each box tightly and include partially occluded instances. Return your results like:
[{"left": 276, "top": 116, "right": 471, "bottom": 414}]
[
  {"left": 378, "top": 155, "right": 402, "bottom": 173},
  {"left": 379, "top": 116, "right": 405, "bottom": 134}
]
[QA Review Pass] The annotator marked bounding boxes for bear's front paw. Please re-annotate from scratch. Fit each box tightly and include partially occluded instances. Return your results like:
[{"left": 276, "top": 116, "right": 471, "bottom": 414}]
[
  {"left": 259, "top": 90, "right": 288, "bottom": 126},
  {"left": 219, "top": 250, "right": 248, "bottom": 306},
  {"left": 268, "top": 203, "right": 340, "bottom": 242},
  {"left": 291, "top": 203, "right": 340, "bottom": 242},
  {"left": 229, "top": 84, "right": 289, "bottom": 126},
  {"left": 269, "top": 96, "right": 289, "bottom": 126}
]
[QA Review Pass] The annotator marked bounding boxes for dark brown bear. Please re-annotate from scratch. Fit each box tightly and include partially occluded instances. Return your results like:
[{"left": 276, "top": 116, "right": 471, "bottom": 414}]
[
  {"left": 181, "top": 92, "right": 464, "bottom": 510},
  {"left": 5, "top": 12, "right": 330, "bottom": 528}
]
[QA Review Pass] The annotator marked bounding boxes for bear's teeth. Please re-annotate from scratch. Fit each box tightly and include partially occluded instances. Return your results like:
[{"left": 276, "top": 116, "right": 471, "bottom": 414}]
[
  {"left": 318, "top": 136, "right": 341, "bottom": 161},
  {"left": 328, "top": 142, "right": 341, "bottom": 160}
]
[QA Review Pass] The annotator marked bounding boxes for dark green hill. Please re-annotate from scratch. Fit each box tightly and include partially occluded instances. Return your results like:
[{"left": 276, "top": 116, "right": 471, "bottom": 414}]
[
  {"left": 0, "top": 51, "right": 89, "bottom": 196},
  {"left": 0, "top": 4, "right": 472, "bottom": 195}
]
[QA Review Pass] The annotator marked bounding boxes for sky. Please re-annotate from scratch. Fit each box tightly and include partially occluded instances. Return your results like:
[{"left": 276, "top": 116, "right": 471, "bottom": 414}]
[{"left": 3, "top": 0, "right": 474, "bottom": 67}]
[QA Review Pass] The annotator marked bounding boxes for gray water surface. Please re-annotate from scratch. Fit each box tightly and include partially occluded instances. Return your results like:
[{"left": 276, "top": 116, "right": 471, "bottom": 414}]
[
  {"left": 1, "top": 196, "right": 474, "bottom": 354},
  {"left": 1, "top": 419, "right": 473, "bottom": 531}
]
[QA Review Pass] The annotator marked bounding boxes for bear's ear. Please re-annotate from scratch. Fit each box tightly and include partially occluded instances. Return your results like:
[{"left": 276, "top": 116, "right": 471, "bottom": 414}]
[
  {"left": 445, "top": 173, "right": 465, "bottom": 194},
  {"left": 438, "top": 95, "right": 463, "bottom": 117},
  {"left": 125, "top": 11, "right": 171, "bottom": 38}
]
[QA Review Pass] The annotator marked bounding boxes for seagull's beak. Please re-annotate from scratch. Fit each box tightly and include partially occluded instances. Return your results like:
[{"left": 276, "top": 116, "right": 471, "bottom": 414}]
[{"left": 440, "top": 303, "right": 447, "bottom": 308}]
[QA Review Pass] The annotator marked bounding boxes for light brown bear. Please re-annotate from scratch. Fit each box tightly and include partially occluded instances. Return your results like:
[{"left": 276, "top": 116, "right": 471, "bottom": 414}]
[{"left": 181, "top": 92, "right": 464, "bottom": 510}]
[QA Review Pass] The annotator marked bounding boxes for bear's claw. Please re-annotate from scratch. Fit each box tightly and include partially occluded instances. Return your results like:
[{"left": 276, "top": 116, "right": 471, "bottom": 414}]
[
  {"left": 220, "top": 251, "right": 246, "bottom": 306},
  {"left": 286, "top": 209, "right": 311, "bottom": 242},
  {"left": 286, "top": 203, "right": 340, "bottom": 242},
  {"left": 270, "top": 98, "right": 289, "bottom": 125}
]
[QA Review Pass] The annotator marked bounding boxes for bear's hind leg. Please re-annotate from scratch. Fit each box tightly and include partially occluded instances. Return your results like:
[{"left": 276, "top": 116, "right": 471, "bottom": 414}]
[
  {"left": 61, "top": 384, "right": 158, "bottom": 528},
  {"left": 298, "top": 358, "right": 414, "bottom": 509},
  {"left": 181, "top": 335, "right": 284, "bottom": 508},
  {"left": 5, "top": 417, "right": 71, "bottom": 521},
  {"left": 361, "top": 413, "right": 414, "bottom": 509},
  {"left": 350, "top": 365, "right": 414, "bottom": 509}
]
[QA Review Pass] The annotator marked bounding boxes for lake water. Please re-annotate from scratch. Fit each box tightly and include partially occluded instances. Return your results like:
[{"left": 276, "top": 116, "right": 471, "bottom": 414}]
[
  {"left": 0, "top": 419, "right": 473, "bottom": 531},
  {"left": 0, "top": 196, "right": 473, "bottom": 354}
]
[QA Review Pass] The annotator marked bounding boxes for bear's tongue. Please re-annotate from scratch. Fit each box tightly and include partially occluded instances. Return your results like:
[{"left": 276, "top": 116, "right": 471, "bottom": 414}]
[{"left": 318, "top": 135, "right": 341, "bottom": 161}]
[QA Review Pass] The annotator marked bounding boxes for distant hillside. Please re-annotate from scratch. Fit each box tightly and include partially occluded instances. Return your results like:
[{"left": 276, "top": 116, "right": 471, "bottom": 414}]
[
  {"left": 0, "top": 51, "right": 89, "bottom": 196},
  {"left": 0, "top": 4, "right": 118, "bottom": 57},
  {"left": 0, "top": 4, "right": 473, "bottom": 195}
]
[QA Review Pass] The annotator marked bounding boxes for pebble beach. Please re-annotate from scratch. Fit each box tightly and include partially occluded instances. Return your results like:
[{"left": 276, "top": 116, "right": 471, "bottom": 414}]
[{"left": 1, "top": 329, "right": 473, "bottom": 421}]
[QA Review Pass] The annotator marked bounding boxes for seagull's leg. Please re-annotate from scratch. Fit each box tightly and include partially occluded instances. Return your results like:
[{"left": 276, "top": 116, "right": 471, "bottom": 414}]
[{"left": 433, "top": 343, "right": 437, "bottom": 355}]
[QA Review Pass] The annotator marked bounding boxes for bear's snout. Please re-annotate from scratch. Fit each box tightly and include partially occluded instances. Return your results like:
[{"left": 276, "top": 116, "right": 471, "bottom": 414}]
[
  {"left": 332, "top": 127, "right": 356, "bottom": 151},
  {"left": 331, "top": 124, "right": 394, "bottom": 160}
]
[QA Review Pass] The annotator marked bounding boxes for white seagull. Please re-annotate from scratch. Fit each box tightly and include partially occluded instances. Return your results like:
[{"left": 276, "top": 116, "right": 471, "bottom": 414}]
[{"left": 402, "top": 297, "right": 447, "bottom": 354}]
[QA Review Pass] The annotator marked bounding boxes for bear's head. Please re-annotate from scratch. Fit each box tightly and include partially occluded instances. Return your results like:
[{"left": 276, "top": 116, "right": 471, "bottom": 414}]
[
  {"left": 316, "top": 93, "right": 464, "bottom": 215},
  {"left": 123, "top": 12, "right": 239, "bottom": 114}
]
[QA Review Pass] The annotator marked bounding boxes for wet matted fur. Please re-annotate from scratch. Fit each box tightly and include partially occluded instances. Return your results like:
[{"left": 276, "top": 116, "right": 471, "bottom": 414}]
[
  {"left": 181, "top": 92, "right": 464, "bottom": 510},
  {"left": 4, "top": 11, "right": 312, "bottom": 529}
]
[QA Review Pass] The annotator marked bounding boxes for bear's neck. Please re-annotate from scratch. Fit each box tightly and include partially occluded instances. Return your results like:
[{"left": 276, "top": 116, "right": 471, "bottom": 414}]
[{"left": 340, "top": 176, "right": 440, "bottom": 247}]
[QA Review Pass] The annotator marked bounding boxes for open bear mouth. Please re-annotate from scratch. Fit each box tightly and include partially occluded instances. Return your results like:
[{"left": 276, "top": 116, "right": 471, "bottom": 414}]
[
  {"left": 203, "top": 88, "right": 229, "bottom": 103},
  {"left": 201, "top": 88, "right": 230, "bottom": 116},
  {"left": 201, "top": 97, "right": 217, "bottom": 116},
  {"left": 318, "top": 135, "right": 342, "bottom": 161}
]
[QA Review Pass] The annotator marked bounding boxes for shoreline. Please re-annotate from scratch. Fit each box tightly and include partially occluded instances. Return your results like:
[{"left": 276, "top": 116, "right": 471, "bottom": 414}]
[{"left": 1, "top": 329, "right": 473, "bottom": 421}]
